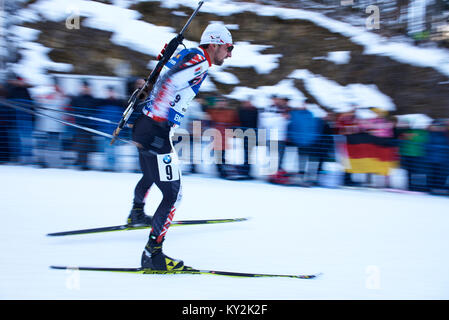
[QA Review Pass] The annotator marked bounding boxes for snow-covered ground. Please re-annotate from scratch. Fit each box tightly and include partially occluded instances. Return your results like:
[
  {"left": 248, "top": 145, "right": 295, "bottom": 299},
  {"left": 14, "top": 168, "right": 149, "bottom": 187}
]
[{"left": 1, "top": 165, "right": 449, "bottom": 300}]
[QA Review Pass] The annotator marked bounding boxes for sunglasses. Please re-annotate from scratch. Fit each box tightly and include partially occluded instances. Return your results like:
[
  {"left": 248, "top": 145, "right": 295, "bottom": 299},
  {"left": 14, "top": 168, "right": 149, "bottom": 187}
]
[{"left": 224, "top": 44, "right": 234, "bottom": 53}]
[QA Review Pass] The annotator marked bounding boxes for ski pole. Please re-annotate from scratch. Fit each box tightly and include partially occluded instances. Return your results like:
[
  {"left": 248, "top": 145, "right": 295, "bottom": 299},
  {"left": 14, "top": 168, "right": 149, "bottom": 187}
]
[
  {"left": 0, "top": 98, "right": 135, "bottom": 145},
  {"left": 11, "top": 98, "right": 119, "bottom": 126},
  {"left": 110, "top": 0, "right": 205, "bottom": 145}
]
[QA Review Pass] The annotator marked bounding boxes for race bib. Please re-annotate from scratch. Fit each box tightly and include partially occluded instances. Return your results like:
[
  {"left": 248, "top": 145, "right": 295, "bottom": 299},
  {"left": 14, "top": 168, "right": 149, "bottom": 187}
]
[{"left": 157, "top": 153, "right": 180, "bottom": 182}]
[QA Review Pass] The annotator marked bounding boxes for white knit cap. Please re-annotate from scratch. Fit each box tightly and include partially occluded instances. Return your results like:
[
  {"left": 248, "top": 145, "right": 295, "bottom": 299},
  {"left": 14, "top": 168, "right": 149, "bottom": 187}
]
[{"left": 200, "top": 23, "right": 233, "bottom": 45}]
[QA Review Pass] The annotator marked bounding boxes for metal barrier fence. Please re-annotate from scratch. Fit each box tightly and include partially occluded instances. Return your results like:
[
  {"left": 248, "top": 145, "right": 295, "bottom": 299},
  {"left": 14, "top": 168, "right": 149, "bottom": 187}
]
[{"left": 1, "top": 98, "right": 448, "bottom": 195}]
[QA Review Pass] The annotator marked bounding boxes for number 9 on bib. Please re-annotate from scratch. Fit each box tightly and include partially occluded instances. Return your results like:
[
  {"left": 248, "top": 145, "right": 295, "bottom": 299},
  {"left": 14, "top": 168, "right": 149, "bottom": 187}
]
[{"left": 157, "top": 153, "right": 180, "bottom": 182}]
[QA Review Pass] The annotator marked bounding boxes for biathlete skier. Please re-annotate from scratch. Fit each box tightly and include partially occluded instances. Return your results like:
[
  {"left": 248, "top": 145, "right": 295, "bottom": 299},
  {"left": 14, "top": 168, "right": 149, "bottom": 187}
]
[{"left": 127, "top": 23, "right": 234, "bottom": 270}]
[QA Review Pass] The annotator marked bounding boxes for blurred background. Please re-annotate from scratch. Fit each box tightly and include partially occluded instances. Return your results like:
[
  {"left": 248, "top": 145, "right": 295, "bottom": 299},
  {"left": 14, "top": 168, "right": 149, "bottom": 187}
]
[{"left": 1, "top": 0, "right": 449, "bottom": 195}]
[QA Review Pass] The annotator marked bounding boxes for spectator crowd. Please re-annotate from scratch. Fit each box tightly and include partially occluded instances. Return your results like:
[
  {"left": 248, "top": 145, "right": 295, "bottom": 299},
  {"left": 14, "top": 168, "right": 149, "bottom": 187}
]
[{"left": 1, "top": 75, "right": 449, "bottom": 196}]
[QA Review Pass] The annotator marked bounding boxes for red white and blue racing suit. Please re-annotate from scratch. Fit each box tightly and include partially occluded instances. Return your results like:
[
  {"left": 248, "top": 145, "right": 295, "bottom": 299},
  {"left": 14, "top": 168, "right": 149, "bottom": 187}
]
[{"left": 132, "top": 47, "right": 211, "bottom": 242}]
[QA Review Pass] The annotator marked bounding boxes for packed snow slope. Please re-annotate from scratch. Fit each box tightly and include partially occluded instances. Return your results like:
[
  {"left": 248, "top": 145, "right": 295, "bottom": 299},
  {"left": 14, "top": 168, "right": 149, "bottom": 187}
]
[{"left": 1, "top": 165, "right": 449, "bottom": 299}]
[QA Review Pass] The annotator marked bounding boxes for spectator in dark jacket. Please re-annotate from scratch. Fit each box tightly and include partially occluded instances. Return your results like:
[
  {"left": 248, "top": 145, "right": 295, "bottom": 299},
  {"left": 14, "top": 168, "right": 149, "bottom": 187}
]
[
  {"left": 0, "top": 83, "right": 13, "bottom": 163},
  {"left": 316, "top": 112, "right": 337, "bottom": 175},
  {"left": 97, "top": 86, "right": 125, "bottom": 171},
  {"left": 6, "top": 76, "right": 35, "bottom": 164},
  {"left": 424, "top": 120, "right": 449, "bottom": 194},
  {"left": 237, "top": 98, "right": 259, "bottom": 179},
  {"left": 70, "top": 80, "right": 99, "bottom": 170}
]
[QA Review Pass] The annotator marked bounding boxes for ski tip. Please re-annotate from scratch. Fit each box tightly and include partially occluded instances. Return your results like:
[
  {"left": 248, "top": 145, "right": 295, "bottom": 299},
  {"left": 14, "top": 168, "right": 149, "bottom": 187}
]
[
  {"left": 47, "top": 232, "right": 76, "bottom": 237},
  {"left": 51, "top": 265, "right": 90, "bottom": 271},
  {"left": 308, "top": 272, "right": 323, "bottom": 279},
  {"left": 47, "top": 231, "right": 81, "bottom": 237},
  {"left": 50, "top": 265, "right": 71, "bottom": 270}
]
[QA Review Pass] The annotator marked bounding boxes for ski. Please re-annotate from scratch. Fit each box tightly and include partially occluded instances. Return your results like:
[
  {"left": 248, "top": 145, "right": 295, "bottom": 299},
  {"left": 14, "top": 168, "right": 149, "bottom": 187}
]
[
  {"left": 50, "top": 265, "right": 321, "bottom": 279},
  {"left": 47, "top": 218, "right": 248, "bottom": 237}
]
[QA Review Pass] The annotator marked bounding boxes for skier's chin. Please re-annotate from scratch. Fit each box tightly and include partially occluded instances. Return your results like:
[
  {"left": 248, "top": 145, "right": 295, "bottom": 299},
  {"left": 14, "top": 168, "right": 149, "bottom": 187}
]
[{"left": 214, "top": 59, "right": 224, "bottom": 66}]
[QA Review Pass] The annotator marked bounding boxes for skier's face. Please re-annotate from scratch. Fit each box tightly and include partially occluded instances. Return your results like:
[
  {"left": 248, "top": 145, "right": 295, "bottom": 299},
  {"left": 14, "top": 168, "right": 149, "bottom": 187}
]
[{"left": 212, "top": 44, "right": 233, "bottom": 66}]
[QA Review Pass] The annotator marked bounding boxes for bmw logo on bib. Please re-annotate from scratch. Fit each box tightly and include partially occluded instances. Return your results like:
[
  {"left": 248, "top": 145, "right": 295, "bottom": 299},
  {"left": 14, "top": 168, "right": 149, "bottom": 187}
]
[
  {"left": 163, "top": 155, "right": 172, "bottom": 164},
  {"left": 157, "top": 153, "right": 179, "bottom": 182}
]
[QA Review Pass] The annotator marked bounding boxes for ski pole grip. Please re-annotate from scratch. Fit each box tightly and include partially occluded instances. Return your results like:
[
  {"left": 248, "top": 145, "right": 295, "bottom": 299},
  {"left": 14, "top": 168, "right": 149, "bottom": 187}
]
[
  {"left": 110, "top": 114, "right": 128, "bottom": 145},
  {"left": 110, "top": 127, "right": 121, "bottom": 145}
]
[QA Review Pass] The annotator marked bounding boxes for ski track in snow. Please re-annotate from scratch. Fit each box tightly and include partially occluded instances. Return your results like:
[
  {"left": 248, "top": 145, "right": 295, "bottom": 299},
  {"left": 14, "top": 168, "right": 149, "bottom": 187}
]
[{"left": 1, "top": 165, "right": 449, "bottom": 299}]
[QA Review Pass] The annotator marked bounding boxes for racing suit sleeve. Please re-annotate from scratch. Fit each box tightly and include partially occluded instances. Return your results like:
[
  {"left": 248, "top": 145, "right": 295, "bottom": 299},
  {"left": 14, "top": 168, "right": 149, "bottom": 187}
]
[{"left": 144, "top": 53, "right": 209, "bottom": 125}]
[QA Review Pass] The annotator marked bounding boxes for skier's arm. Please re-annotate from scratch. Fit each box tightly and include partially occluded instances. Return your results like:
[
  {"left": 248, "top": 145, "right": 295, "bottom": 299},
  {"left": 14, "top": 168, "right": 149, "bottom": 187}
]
[{"left": 145, "top": 56, "right": 209, "bottom": 125}]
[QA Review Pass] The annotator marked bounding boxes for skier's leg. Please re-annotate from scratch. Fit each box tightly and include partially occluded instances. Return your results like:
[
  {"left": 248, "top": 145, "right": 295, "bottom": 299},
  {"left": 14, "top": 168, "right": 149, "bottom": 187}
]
[
  {"left": 127, "top": 151, "right": 155, "bottom": 225},
  {"left": 151, "top": 177, "right": 182, "bottom": 242},
  {"left": 141, "top": 153, "right": 184, "bottom": 270},
  {"left": 133, "top": 151, "right": 155, "bottom": 204}
]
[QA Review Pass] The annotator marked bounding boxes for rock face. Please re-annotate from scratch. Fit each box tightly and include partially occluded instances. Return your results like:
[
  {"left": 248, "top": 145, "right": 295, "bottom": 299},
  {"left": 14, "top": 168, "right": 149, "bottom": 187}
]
[{"left": 22, "top": 1, "right": 449, "bottom": 118}]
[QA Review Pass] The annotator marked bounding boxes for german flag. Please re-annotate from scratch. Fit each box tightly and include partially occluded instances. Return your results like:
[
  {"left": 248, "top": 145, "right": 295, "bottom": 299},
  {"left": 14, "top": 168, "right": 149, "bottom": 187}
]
[{"left": 343, "top": 133, "right": 398, "bottom": 176}]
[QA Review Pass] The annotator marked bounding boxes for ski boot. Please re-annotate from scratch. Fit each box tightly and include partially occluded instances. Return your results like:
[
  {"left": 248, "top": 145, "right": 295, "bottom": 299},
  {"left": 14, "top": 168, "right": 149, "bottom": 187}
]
[
  {"left": 141, "top": 234, "right": 184, "bottom": 271},
  {"left": 127, "top": 202, "right": 153, "bottom": 226}
]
